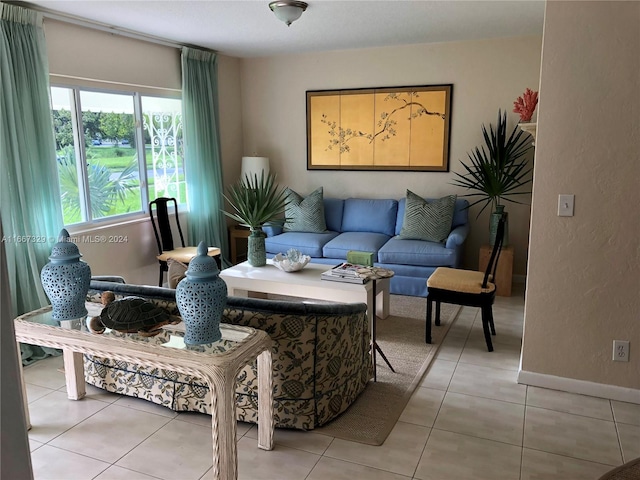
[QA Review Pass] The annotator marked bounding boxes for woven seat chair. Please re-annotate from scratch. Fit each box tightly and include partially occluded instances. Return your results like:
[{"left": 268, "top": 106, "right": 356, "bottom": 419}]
[
  {"left": 425, "top": 217, "right": 505, "bottom": 352},
  {"left": 149, "top": 197, "right": 220, "bottom": 286}
]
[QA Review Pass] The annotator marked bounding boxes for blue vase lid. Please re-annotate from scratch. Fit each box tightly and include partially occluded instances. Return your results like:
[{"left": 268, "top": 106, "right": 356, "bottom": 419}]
[
  {"left": 49, "top": 229, "right": 82, "bottom": 261},
  {"left": 185, "top": 242, "right": 220, "bottom": 280}
]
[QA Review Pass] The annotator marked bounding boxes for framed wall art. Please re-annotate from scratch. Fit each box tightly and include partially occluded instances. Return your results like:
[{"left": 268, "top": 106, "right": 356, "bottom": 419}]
[{"left": 307, "top": 84, "right": 452, "bottom": 171}]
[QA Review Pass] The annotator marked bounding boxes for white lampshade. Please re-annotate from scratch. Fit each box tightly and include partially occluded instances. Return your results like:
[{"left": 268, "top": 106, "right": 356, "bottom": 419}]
[{"left": 241, "top": 156, "right": 270, "bottom": 183}]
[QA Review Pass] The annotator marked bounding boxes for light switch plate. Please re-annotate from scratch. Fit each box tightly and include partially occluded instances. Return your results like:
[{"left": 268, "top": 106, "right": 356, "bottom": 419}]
[{"left": 558, "top": 194, "right": 575, "bottom": 216}]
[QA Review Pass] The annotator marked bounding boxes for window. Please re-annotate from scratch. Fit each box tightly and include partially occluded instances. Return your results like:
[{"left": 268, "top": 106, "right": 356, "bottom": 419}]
[{"left": 50, "top": 87, "right": 184, "bottom": 226}]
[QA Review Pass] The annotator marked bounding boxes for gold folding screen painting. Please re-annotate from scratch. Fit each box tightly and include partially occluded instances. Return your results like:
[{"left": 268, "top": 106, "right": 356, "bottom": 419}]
[{"left": 307, "top": 85, "right": 452, "bottom": 171}]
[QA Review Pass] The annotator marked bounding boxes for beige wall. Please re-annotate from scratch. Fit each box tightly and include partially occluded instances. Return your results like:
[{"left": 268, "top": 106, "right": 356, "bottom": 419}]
[
  {"left": 239, "top": 36, "right": 542, "bottom": 274},
  {"left": 521, "top": 1, "right": 640, "bottom": 390}
]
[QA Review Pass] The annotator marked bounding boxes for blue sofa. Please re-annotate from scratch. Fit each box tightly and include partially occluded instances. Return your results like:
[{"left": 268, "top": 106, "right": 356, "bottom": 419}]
[{"left": 264, "top": 197, "right": 470, "bottom": 297}]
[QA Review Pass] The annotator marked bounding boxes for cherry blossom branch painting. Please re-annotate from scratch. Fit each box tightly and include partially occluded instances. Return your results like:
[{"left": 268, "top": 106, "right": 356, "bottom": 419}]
[
  {"left": 307, "top": 85, "right": 452, "bottom": 171},
  {"left": 320, "top": 92, "right": 445, "bottom": 153}
]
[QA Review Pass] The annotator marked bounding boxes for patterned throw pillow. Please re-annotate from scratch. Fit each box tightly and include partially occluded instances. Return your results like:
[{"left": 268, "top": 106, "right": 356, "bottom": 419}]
[
  {"left": 399, "top": 190, "right": 457, "bottom": 243},
  {"left": 284, "top": 187, "right": 327, "bottom": 233}
]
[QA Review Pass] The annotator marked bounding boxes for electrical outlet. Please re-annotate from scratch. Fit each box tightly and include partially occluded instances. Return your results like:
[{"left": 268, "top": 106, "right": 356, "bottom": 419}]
[{"left": 613, "top": 340, "right": 629, "bottom": 362}]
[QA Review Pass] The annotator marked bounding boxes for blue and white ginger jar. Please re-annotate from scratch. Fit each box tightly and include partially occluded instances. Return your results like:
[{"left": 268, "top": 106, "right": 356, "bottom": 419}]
[
  {"left": 175, "top": 242, "right": 227, "bottom": 345},
  {"left": 41, "top": 229, "right": 91, "bottom": 321}
]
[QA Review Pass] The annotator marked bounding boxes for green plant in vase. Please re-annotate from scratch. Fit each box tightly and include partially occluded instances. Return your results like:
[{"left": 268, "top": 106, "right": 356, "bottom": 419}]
[
  {"left": 452, "top": 109, "right": 533, "bottom": 245},
  {"left": 222, "top": 171, "right": 288, "bottom": 266}
]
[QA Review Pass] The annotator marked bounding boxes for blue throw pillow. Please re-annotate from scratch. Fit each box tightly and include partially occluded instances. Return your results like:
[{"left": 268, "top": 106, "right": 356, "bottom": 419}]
[
  {"left": 399, "top": 190, "right": 456, "bottom": 243},
  {"left": 284, "top": 187, "right": 327, "bottom": 233}
]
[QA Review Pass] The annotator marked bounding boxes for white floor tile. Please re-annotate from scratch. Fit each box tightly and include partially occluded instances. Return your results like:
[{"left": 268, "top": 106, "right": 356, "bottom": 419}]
[
  {"left": 617, "top": 422, "right": 640, "bottom": 462},
  {"left": 23, "top": 356, "right": 66, "bottom": 389},
  {"left": 415, "top": 429, "right": 522, "bottom": 480},
  {"left": 520, "top": 448, "right": 613, "bottom": 479},
  {"left": 94, "top": 465, "right": 162, "bottom": 480},
  {"left": 50, "top": 403, "right": 171, "bottom": 463},
  {"left": 27, "top": 391, "right": 109, "bottom": 443},
  {"left": 307, "top": 456, "right": 411, "bottom": 480},
  {"left": 524, "top": 406, "right": 622, "bottom": 466},
  {"left": 419, "top": 359, "right": 457, "bottom": 390},
  {"left": 398, "top": 387, "right": 445, "bottom": 427},
  {"left": 434, "top": 392, "right": 525, "bottom": 446},
  {"left": 113, "top": 395, "right": 179, "bottom": 418},
  {"left": 25, "top": 383, "right": 56, "bottom": 403},
  {"left": 31, "top": 444, "right": 110, "bottom": 480},
  {"left": 235, "top": 436, "right": 321, "bottom": 480},
  {"left": 458, "top": 338, "right": 521, "bottom": 371},
  {"left": 244, "top": 424, "right": 334, "bottom": 454},
  {"left": 324, "top": 421, "right": 430, "bottom": 477},
  {"left": 612, "top": 400, "right": 640, "bottom": 426},
  {"left": 526, "top": 386, "right": 613, "bottom": 420},
  {"left": 116, "top": 419, "right": 214, "bottom": 480},
  {"left": 448, "top": 362, "right": 526, "bottom": 404}
]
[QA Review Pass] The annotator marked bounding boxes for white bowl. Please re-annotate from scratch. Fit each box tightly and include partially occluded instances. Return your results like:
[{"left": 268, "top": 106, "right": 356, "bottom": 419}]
[{"left": 272, "top": 253, "right": 311, "bottom": 272}]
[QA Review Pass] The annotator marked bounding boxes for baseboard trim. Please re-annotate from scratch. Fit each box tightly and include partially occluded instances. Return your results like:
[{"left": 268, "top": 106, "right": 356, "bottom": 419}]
[{"left": 518, "top": 370, "right": 640, "bottom": 404}]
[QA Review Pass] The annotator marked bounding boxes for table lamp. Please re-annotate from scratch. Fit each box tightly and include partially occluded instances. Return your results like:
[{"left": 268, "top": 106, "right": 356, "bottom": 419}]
[{"left": 241, "top": 156, "right": 270, "bottom": 184}]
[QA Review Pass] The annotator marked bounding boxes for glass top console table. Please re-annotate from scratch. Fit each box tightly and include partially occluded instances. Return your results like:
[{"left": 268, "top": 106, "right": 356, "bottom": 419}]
[{"left": 14, "top": 303, "right": 273, "bottom": 480}]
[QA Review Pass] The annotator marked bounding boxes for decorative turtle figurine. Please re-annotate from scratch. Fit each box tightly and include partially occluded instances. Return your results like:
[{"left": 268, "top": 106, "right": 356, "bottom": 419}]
[{"left": 88, "top": 291, "right": 181, "bottom": 336}]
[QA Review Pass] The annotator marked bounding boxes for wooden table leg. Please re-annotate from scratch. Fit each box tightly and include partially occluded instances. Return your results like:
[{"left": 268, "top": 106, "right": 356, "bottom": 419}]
[
  {"left": 63, "top": 349, "right": 86, "bottom": 400},
  {"left": 257, "top": 349, "right": 274, "bottom": 451},
  {"left": 208, "top": 374, "right": 237, "bottom": 480}
]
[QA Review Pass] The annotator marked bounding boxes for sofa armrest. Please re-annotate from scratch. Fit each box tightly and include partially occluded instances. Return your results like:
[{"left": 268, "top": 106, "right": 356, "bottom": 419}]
[
  {"left": 262, "top": 222, "right": 283, "bottom": 237},
  {"left": 445, "top": 224, "right": 469, "bottom": 249}
]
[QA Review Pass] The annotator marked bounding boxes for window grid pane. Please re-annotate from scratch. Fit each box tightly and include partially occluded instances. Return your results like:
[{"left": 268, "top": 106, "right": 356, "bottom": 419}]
[
  {"left": 51, "top": 86, "right": 182, "bottom": 227},
  {"left": 142, "top": 97, "right": 185, "bottom": 204}
]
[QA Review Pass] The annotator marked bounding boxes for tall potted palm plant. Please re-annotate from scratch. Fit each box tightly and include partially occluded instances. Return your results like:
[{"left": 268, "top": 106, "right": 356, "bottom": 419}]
[
  {"left": 222, "top": 171, "right": 288, "bottom": 267},
  {"left": 452, "top": 109, "right": 533, "bottom": 245}
]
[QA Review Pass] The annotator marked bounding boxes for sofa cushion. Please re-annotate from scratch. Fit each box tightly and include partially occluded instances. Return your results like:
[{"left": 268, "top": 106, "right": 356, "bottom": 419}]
[
  {"left": 323, "top": 198, "right": 344, "bottom": 233},
  {"left": 167, "top": 259, "right": 188, "bottom": 289},
  {"left": 284, "top": 187, "right": 327, "bottom": 233},
  {"left": 265, "top": 231, "right": 339, "bottom": 257},
  {"left": 399, "top": 191, "right": 456, "bottom": 243},
  {"left": 341, "top": 198, "right": 397, "bottom": 236},
  {"left": 396, "top": 197, "right": 469, "bottom": 235},
  {"left": 323, "top": 232, "right": 391, "bottom": 261},
  {"left": 378, "top": 237, "right": 457, "bottom": 267}
]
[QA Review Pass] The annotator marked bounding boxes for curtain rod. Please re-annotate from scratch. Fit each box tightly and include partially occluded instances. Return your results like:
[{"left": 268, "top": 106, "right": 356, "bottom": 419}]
[{"left": 7, "top": 1, "right": 214, "bottom": 53}]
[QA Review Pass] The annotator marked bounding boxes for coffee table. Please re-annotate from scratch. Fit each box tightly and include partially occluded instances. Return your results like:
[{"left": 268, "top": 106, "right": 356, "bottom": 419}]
[
  {"left": 220, "top": 260, "right": 392, "bottom": 378},
  {"left": 15, "top": 303, "right": 273, "bottom": 480}
]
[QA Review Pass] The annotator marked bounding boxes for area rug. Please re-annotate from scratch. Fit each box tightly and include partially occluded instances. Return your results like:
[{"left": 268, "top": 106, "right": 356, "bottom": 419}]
[{"left": 314, "top": 295, "right": 460, "bottom": 445}]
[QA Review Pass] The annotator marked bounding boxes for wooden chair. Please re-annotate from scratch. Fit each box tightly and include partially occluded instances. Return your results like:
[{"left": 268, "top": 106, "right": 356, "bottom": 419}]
[
  {"left": 149, "top": 197, "right": 221, "bottom": 287},
  {"left": 425, "top": 218, "right": 505, "bottom": 352}
]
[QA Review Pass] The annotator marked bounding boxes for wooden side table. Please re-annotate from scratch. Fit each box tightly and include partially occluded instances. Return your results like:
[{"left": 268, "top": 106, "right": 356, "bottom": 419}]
[
  {"left": 229, "top": 225, "right": 251, "bottom": 265},
  {"left": 479, "top": 245, "right": 514, "bottom": 296}
]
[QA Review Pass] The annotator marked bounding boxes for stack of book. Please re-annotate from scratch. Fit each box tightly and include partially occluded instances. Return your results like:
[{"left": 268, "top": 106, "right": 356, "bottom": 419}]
[{"left": 321, "top": 263, "right": 367, "bottom": 284}]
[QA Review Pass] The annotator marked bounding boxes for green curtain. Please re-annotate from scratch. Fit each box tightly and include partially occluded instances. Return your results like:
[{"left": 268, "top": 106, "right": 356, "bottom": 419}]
[
  {"left": 0, "top": 3, "right": 63, "bottom": 364},
  {"left": 181, "top": 47, "right": 230, "bottom": 267}
]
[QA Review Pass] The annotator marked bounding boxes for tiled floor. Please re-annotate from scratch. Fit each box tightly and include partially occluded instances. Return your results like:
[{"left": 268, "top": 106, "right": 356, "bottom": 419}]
[{"left": 23, "top": 286, "right": 639, "bottom": 480}]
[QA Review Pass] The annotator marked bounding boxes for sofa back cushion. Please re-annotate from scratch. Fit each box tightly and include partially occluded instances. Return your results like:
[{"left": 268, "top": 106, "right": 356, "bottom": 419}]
[
  {"left": 341, "top": 198, "right": 398, "bottom": 236},
  {"left": 284, "top": 187, "right": 327, "bottom": 233},
  {"left": 398, "top": 191, "right": 457, "bottom": 243},
  {"left": 323, "top": 198, "right": 344, "bottom": 232},
  {"left": 395, "top": 197, "right": 469, "bottom": 235}
]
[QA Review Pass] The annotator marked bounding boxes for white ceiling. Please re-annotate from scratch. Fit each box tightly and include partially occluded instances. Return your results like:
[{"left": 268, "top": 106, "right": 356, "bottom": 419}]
[{"left": 23, "top": 0, "right": 545, "bottom": 58}]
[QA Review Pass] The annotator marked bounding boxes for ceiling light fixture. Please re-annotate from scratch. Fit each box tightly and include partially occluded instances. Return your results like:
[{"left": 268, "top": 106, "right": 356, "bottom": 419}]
[{"left": 269, "top": 1, "right": 308, "bottom": 27}]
